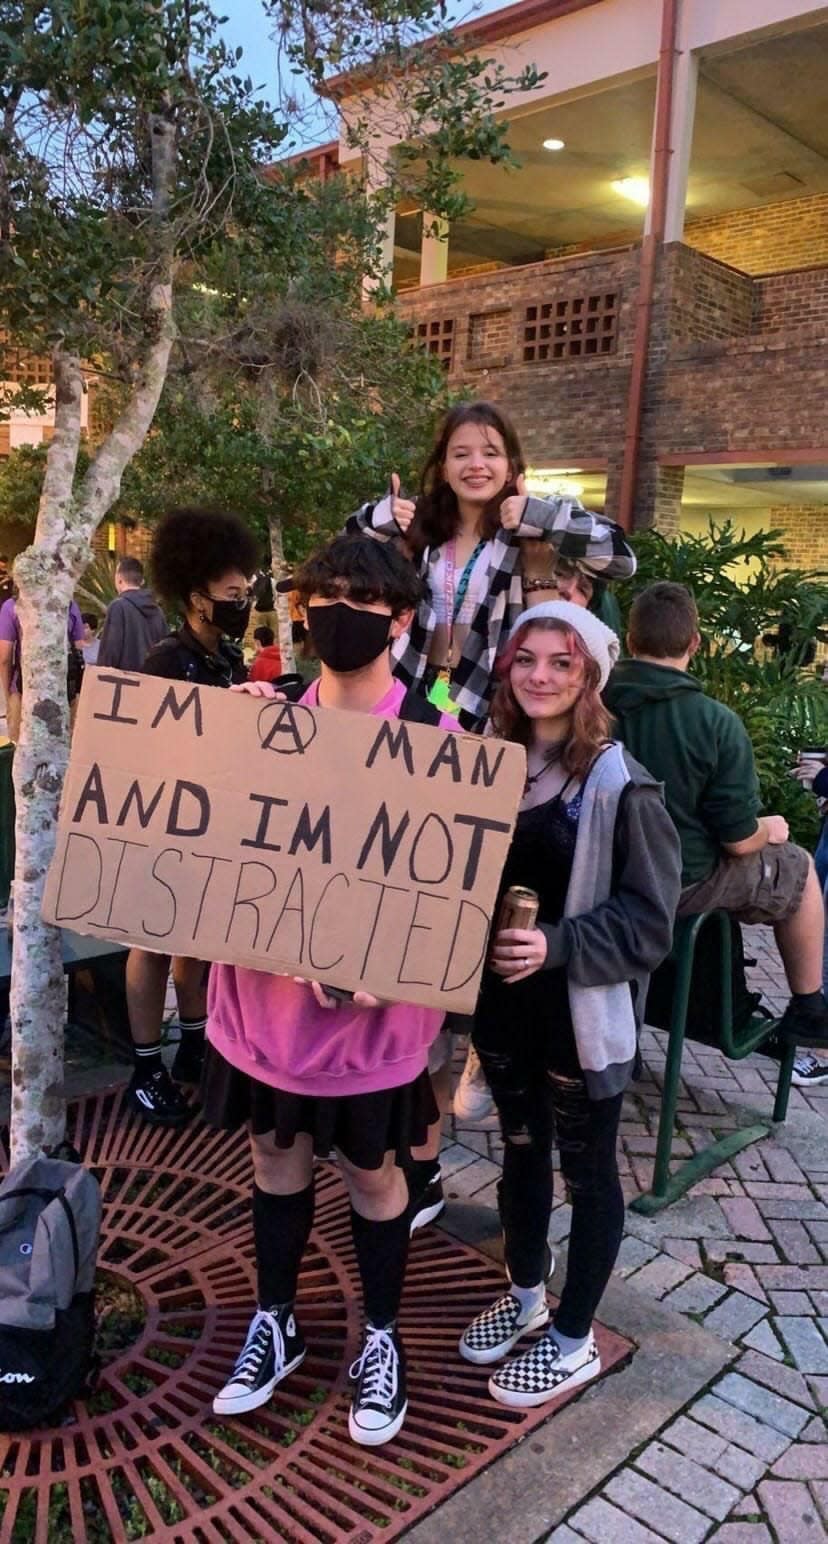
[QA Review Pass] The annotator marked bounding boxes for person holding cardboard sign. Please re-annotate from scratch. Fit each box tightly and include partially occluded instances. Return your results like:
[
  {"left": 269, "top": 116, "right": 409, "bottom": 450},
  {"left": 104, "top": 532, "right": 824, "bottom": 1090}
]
[
  {"left": 205, "top": 535, "right": 459, "bottom": 1449},
  {"left": 458, "top": 601, "right": 680, "bottom": 1409},
  {"left": 124, "top": 506, "right": 260, "bottom": 1127}
]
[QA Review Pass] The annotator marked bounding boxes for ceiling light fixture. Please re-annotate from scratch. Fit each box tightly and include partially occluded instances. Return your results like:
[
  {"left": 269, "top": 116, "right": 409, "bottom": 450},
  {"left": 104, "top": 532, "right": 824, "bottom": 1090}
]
[
  {"left": 612, "top": 176, "right": 650, "bottom": 206},
  {"left": 542, "top": 138, "right": 565, "bottom": 151}
]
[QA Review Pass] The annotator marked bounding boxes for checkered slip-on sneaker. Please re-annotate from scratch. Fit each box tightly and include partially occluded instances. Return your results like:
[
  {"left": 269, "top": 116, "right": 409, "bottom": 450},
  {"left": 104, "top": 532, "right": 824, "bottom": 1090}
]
[
  {"left": 459, "top": 1291, "right": 549, "bottom": 1366},
  {"left": 489, "top": 1331, "right": 600, "bottom": 1409}
]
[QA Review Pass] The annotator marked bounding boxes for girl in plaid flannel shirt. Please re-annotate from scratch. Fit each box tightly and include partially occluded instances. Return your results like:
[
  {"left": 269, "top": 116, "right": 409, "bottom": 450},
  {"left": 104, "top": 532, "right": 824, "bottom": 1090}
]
[{"left": 347, "top": 401, "right": 636, "bottom": 732}]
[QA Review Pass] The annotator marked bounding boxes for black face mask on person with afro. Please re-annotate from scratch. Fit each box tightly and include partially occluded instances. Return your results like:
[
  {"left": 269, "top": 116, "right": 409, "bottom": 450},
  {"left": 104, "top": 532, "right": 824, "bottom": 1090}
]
[
  {"left": 199, "top": 593, "right": 253, "bottom": 641},
  {"left": 306, "top": 602, "right": 393, "bottom": 673}
]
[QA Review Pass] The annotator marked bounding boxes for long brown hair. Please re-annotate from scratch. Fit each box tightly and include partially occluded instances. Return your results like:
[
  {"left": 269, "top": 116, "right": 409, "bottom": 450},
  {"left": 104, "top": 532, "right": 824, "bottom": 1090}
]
[
  {"left": 407, "top": 401, "right": 526, "bottom": 558},
  {"left": 490, "top": 619, "right": 612, "bottom": 781}
]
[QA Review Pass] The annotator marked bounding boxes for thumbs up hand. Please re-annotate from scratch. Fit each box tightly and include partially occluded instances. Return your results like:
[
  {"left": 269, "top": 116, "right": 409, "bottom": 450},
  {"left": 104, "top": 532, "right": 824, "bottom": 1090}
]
[
  {"left": 389, "top": 472, "right": 416, "bottom": 534},
  {"left": 500, "top": 472, "right": 529, "bottom": 531}
]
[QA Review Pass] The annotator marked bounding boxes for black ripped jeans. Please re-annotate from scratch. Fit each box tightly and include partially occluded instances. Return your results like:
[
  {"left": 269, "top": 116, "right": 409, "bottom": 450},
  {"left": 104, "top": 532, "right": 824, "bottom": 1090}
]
[{"left": 473, "top": 1008, "right": 625, "bottom": 1339}]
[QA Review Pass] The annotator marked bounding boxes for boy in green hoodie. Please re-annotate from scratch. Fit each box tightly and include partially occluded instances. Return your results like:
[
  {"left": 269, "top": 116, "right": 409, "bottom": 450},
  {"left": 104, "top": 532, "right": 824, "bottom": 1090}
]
[{"left": 604, "top": 581, "right": 828, "bottom": 1058}]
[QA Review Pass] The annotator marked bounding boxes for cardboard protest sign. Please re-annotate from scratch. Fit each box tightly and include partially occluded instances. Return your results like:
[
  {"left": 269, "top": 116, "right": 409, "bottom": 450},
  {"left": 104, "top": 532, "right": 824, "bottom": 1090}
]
[{"left": 43, "top": 670, "right": 526, "bottom": 1013}]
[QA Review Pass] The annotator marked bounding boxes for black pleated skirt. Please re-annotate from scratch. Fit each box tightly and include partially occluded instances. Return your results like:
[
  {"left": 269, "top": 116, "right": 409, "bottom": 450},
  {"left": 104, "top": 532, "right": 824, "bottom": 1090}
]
[{"left": 201, "top": 1042, "right": 438, "bottom": 1171}]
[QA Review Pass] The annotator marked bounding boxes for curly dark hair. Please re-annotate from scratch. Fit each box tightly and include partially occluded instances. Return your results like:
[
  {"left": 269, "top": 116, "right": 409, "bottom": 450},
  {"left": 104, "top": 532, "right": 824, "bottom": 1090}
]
[
  {"left": 295, "top": 534, "right": 423, "bottom": 615},
  {"left": 150, "top": 507, "right": 260, "bottom": 610}
]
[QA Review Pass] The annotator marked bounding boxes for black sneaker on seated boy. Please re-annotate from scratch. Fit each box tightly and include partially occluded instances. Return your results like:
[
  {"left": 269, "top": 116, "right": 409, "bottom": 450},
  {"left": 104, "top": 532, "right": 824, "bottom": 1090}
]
[{"left": 604, "top": 582, "right": 828, "bottom": 1052}]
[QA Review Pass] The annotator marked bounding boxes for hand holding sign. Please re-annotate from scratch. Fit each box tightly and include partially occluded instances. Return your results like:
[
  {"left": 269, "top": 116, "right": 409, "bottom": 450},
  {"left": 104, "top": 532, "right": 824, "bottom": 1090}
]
[
  {"left": 390, "top": 473, "right": 416, "bottom": 535},
  {"left": 500, "top": 473, "right": 529, "bottom": 531}
]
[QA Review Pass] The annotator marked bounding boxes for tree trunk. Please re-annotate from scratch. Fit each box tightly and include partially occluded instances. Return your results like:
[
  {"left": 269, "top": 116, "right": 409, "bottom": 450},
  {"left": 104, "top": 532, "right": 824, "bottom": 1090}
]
[
  {"left": 9, "top": 351, "right": 85, "bottom": 1162},
  {"left": 9, "top": 278, "right": 175, "bottom": 1164},
  {"left": 269, "top": 513, "right": 296, "bottom": 674}
]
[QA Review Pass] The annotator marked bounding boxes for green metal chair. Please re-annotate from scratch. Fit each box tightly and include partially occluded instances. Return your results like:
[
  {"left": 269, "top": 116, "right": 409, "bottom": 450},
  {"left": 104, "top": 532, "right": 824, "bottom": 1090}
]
[{"left": 631, "top": 910, "right": 795, "bottom": 1216}]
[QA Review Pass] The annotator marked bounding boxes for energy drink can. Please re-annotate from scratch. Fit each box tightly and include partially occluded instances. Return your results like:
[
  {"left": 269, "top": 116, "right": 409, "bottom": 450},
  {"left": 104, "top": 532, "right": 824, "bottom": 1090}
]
[{"left": 496, "top": 885, "right": 539, "bottom": 934}]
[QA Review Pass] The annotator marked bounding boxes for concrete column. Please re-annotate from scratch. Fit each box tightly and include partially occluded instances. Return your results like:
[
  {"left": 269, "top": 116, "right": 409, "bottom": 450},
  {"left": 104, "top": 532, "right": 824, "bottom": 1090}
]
[
  {"left": 645, "top": 33, "right": 698, "bottom": 243},
  {"left": 419, "top": 213, "right": 449, "bottom": 287}
]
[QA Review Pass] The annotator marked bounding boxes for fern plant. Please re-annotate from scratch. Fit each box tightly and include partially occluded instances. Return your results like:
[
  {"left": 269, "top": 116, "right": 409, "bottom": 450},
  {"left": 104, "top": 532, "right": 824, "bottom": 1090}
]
[{"left": 617, "top": 520, "right": 828, "bottom": 846}]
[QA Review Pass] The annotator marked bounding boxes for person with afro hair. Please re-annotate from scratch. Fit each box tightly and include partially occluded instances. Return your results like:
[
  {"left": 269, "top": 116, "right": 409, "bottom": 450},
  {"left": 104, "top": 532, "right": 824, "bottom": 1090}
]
[{"left": 125, "top": 506, "right": 260, "bottom": 1128}]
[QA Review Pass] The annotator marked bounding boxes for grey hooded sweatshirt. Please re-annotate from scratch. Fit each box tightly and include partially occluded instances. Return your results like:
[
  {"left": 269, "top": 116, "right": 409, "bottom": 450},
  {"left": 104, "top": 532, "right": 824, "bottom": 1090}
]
[
  {"left": 538, "top": 743, "right": 682, "bottom": 1097},
  {"left": 97, "top": 588, "right": 168, "bottom": 672}
]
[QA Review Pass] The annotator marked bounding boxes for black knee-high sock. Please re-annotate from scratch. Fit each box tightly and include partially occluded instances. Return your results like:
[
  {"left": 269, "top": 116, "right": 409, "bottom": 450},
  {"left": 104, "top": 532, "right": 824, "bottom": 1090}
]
[
  {"left": 253, "top": 1182, "right": 315, "bottom": 1308},
  {"left": 350, "top": 1207, "right": 409, "bottom": 1328}
]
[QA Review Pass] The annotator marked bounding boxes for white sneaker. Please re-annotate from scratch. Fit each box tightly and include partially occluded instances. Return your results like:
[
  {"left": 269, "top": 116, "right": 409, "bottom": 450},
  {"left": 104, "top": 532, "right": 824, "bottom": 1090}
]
[
  {"left": 453, "top": 1045, "right": 495, "bottom": 1122},
  {"left": 792, "top": 1054, "right": 828, "bottom": 1086}
]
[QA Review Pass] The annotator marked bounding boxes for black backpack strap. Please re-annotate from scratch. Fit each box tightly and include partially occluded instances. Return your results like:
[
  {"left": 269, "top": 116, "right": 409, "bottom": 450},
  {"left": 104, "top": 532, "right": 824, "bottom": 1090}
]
[{"left": 399, "top": 688, "right": 442, "bottom": 727}]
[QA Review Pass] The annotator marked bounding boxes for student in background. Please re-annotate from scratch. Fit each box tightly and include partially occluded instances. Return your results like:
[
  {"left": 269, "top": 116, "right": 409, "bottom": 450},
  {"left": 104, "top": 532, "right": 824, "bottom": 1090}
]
[
  {"left": 0, "top": 596, "right": 84, "bottom": 743},
  {"left": 97, "top": 556, "right": 167, "bottom": 672},
  {"left": 125, "top": 507, "right": 258, "bottom": 1126},
  {"left": 249, "top": 624, "right": 283, "bottom": 683},
  {"left": 81, "top": 613, "right": 100, "bottom": 665}
]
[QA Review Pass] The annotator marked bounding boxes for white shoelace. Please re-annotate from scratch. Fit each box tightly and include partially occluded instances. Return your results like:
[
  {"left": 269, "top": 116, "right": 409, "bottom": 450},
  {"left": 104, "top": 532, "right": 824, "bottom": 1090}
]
[
  {"left": 795, "top": 1054, "right": 826, "bottom": 1077},
  {"left": 349, "top": 1326, "right": 398, "bottom": 1408},
  {"left": 233, "top": 1310, "right": 284, "bottom": 1385}
]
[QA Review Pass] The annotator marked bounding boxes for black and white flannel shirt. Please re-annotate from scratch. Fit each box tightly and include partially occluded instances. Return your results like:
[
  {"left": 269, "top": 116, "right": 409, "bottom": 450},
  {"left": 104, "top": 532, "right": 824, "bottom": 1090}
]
[{"left": 346, "top": 495, "right": 636, "bottom": 729}]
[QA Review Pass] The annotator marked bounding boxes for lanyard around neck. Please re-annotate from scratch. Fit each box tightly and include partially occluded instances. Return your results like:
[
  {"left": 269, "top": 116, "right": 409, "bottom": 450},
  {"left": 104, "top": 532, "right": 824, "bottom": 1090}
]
[{"left": 443, "top": 538, "right": 486, "bottom": 668}]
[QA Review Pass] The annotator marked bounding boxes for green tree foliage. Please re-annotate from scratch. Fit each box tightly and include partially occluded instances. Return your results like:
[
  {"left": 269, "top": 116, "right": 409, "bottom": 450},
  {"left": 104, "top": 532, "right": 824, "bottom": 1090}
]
[
  {"left": 121, "top": 310, "right": 458, "bottom": 563},
  {"left": 617, "top": 520, "right": 828, "bottom": 845}
]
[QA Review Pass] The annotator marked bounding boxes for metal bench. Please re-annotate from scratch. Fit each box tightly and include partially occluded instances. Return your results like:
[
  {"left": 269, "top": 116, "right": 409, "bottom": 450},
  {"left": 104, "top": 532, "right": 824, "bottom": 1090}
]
[{"left": 631, "top": 910, "right": 795, "bottom": 1215}]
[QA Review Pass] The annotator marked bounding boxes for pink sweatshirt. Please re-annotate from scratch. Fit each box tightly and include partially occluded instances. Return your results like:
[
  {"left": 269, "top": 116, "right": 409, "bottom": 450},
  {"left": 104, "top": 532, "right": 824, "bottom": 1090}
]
[{"left": 207, "top": 678, "right": 459, "bottom": 1097}]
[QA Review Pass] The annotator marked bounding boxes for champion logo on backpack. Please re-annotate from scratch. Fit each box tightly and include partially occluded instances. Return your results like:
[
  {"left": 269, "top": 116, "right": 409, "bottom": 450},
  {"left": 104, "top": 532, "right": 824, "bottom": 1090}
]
[{"left": 0, "top": 1371, "right": 34, "bottom": 1384}]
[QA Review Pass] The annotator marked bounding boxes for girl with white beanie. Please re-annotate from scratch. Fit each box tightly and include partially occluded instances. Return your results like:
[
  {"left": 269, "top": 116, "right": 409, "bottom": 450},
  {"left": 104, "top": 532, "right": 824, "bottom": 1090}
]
[{"left": 459, "top": 601, "right": 681, "bottom": 1407}]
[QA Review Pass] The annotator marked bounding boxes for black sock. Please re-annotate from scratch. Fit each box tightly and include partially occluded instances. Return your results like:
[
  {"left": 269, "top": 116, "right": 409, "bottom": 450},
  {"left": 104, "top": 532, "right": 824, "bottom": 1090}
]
[
  {"left": 253, "top": 1182, "right": 315, "bottom": 1308},
  {"left": 350, "top": 1206, "right": 409, "bottom": 1327},
  {"left": 133, "top": 1037, "right": 163, "bottom": 1081},
  {"left": 177, "top": 1014, "right": 207, "bottom": 1039},
  {"left": 407, "top": 1157, "right": 440, "bottom": 1194},
  {"left": 792, "top": 990, "right": 826, "bottom": 1013}
]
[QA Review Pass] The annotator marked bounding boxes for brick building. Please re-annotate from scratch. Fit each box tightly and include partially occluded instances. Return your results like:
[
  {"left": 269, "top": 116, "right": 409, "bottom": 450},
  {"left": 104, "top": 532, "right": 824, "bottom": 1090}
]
[{"left": 322, "top": 0, "right": 828, "bottom": 564}]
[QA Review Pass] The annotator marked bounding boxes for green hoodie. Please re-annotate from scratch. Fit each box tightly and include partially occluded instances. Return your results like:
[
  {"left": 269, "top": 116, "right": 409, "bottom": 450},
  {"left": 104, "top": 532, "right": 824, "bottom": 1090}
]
[{"left": 604, "top": 660, "right": 761, "bottom": 885}]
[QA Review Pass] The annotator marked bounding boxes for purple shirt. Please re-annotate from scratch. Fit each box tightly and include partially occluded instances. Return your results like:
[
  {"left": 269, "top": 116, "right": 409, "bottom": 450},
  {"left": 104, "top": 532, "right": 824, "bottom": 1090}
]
[{"left": 0, "top": 598, "right": 84, "bottom": 694}]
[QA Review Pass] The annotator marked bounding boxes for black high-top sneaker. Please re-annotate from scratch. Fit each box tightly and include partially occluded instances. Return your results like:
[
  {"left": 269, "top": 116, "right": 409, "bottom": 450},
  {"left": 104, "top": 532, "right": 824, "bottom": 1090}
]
[
  {"left": 213, "top": 1303, "right": 306, "bottom": 1416},
  {"left": 348, "top": 1322, "right": 407, "bottom": 1446}
]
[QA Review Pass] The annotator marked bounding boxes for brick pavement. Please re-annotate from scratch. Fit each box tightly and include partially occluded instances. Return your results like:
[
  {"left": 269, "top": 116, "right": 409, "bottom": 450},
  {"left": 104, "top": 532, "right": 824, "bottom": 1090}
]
[{"left": 444, "top": 925, "right": 828, "bottom": 1542}]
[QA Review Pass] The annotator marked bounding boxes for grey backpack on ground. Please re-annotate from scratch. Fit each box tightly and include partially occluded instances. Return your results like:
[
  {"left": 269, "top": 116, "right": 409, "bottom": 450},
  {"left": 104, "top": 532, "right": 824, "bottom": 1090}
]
[{"left": 0, "top": 1153, "right": 101, "bottom": 1429}]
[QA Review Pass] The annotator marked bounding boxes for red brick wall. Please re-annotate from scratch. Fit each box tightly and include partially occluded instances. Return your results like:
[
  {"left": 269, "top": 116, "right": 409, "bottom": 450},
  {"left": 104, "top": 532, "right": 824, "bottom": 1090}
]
[
  {"left": 754, "top": 266, "right": 828, "bottom": 335},
  {"left": 395, "top": 239, "right": 828, "bottom": 529},
  {"left": 395, "top": 248, "right": 638, "bottom": 465},
  {"left": 684, "top": 194, "right": 828, "bottom": 276},
  {"left": 768, "top": 505, "right": 828, "bottom": 571},
  {"left": 664, "top": 244, "right": 754, "bottom": 342}
]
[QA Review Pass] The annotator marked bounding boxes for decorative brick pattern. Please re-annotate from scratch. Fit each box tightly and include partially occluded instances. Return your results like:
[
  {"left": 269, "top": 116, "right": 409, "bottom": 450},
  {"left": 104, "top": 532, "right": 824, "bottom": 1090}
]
[
  {"left": 411, "top": 315, "right": 455, "bottom": 368},
  {"left": 522, "top": 292, "right": 619, "bottom": 362}
]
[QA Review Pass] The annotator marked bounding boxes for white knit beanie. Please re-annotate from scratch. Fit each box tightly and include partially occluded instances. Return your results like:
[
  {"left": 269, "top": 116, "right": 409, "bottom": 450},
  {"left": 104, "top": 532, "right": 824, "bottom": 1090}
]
[{"left": 507, "top": 599, "right": 620, "bottom": 689}]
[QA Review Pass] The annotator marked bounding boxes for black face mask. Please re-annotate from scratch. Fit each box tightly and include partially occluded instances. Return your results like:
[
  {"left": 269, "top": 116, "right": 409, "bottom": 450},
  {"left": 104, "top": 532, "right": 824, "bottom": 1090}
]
[
  {"left": 201, "top": 593, "right": 252, "bottom": 641},
  {"left": 307, "top": 602, "right": 392, "bottom": 673}
]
